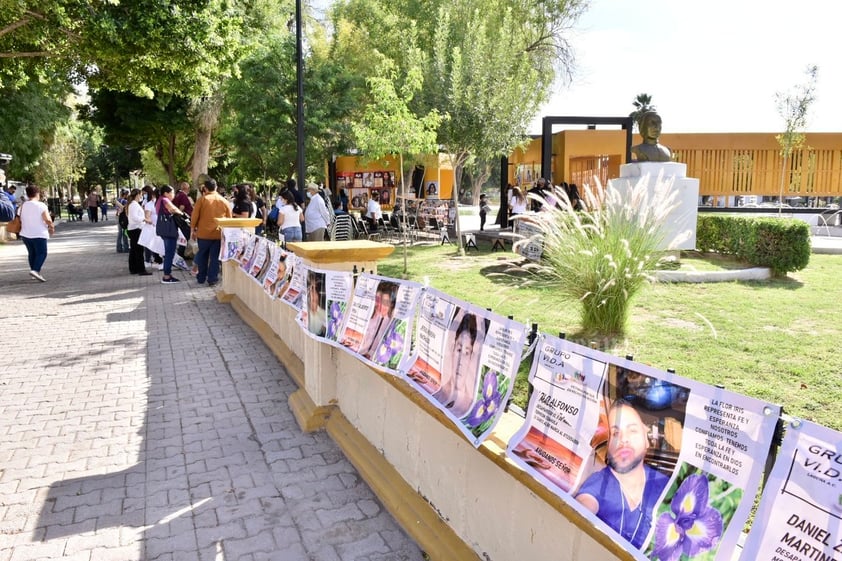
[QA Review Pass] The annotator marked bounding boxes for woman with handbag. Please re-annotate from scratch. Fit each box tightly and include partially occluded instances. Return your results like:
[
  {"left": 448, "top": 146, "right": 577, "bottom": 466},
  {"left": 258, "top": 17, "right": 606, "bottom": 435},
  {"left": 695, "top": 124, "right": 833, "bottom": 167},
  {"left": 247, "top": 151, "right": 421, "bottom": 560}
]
[
  {"left": 155, "top": 185, "right": 188, "bottom": 284},
  {"left": 18, "top": 185, "right": 55, "bottom": 282},
  {"left": 126, "top": 188, "right": 152, "bottom": 276}
]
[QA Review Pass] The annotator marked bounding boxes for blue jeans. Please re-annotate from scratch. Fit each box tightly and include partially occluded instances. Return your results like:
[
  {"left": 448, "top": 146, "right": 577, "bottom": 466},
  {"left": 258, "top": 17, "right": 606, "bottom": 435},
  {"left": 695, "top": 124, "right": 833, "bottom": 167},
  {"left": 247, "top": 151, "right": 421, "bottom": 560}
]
[
  {"left": 282, "top": 227, "right": 302, "bottom": 243},
  {"left": 116, "top": 226, "right": 129, "bottom": 252},
  {"left": 22, "top": 236, "right": 48, "bottom": 272},
  {"left": 162, "top": 236, "right": 178, "bottom": 276},
  {"left": 195, "top": 238, "right": 221, "bottom": 284}
]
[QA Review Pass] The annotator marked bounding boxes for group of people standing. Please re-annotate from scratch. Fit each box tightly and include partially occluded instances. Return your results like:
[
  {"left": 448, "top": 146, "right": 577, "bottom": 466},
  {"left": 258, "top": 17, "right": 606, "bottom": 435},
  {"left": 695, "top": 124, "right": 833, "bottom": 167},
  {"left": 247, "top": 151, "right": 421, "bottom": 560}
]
[{"left": 270, "top": 179, "right": 334, "bottom": 243}]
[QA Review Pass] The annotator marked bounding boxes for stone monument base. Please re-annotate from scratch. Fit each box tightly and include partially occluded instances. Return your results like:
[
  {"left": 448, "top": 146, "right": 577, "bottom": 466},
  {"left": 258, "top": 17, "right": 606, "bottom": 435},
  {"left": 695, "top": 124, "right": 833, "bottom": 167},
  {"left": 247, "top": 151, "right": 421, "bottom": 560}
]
[{"left": 609, "top": 162, "right": 699, "bottom": 250}]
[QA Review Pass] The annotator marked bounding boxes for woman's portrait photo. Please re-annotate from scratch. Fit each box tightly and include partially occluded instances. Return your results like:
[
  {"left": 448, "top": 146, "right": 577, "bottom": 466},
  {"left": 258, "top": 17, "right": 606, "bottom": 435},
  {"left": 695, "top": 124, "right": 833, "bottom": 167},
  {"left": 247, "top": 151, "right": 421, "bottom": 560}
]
[
  {"left": 433, "top": 308, "right": 487, "bottom": 417},
  {"left": 306, "top": 270, "right": 327, "bottom": 337},
  {"left": 426, "top": 181, "right": 439, "bottom": 199}
]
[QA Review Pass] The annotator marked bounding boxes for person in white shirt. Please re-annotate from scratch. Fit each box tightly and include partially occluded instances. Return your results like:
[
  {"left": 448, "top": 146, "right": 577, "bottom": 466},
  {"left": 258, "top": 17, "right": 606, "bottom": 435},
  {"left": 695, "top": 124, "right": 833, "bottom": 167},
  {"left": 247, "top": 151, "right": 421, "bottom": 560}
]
[
  {"left": 19, "top": 185, "right": 55, "bottom": 282},
  {"left": 365, "top": 196, "right": 382, "bottom": 231},
  {"left": 303, "top": 183, "right": 331, "bottom": 241},
  {"left": 509, "top": 186, "right": 527, "bottom": 216}
]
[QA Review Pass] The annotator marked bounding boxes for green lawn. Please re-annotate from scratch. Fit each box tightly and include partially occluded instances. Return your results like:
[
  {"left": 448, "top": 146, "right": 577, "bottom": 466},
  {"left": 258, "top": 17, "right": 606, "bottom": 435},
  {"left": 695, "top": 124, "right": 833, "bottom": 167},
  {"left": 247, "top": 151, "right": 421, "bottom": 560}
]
[{"left": 378, "top": 243, "right": 842, "bottom": 430}]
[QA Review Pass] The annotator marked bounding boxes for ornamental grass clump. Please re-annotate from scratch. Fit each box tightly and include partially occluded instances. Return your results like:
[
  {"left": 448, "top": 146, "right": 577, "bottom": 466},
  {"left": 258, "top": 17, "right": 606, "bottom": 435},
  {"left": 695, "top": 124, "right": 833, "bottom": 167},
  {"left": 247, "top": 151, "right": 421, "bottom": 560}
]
[{"left": 525, "top": 175, "right": 683, "bottom": 336}]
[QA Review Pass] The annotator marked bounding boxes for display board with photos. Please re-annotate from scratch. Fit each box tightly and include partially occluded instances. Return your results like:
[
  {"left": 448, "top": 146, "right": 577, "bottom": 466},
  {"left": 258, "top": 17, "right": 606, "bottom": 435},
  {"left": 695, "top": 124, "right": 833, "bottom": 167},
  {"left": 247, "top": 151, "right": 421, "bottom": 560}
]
[
  {"left": 402, "top": 288, "right": 527, "bottom": 446},
  {"left": 337, "top": 171, "right": 397, "bottom": 211},
  {"left": 337, "top": 273, "right": 424, "bottom": 374},
  {"left": 395, "top": 196, "right": 453, "bottom": 229},
  {"left": 507, "top": 333, "right": 781, "bottom": 561}
]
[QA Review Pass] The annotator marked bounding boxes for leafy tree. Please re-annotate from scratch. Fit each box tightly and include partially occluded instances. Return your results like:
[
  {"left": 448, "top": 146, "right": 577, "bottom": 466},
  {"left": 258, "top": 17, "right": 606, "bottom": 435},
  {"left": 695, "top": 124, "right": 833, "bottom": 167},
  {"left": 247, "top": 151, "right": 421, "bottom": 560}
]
[
  {"left": 629, "top": 92, "right": 655, "bottom": 132},
  {"left": 34, "top": 119, "right": 99, "bottom": 201},
  {"left": 0, "top": 0, "right": 246, "bottom": 98},
  {"left": 353, "top": 60, "right": 442, "bottom": 273},
  {"left": 84, "top": 90, "right": 195, "bottom": 186},
  {"left": 0, "top": 78, "right": 71, "bottom": 179},
  {"left": 775, "top": 65, "right": 818, "bottom": 215}
]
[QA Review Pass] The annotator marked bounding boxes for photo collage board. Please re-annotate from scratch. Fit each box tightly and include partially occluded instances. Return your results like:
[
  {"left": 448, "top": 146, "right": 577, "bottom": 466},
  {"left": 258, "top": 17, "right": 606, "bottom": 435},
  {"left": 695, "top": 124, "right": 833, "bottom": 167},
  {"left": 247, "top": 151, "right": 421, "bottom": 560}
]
[
  {"left": 336, "top": 171, "right": 397, "bottom": 211},
  {"left": 219, "top": 225, "right": 841, "bottom": 561}
]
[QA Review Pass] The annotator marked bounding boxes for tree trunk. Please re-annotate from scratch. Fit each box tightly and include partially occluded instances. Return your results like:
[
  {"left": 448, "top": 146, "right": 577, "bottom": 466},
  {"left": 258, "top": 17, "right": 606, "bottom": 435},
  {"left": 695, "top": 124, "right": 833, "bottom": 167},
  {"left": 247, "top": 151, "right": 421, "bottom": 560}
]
[{"left": 192, "top": 127, "right": 211, "bottom": 186}]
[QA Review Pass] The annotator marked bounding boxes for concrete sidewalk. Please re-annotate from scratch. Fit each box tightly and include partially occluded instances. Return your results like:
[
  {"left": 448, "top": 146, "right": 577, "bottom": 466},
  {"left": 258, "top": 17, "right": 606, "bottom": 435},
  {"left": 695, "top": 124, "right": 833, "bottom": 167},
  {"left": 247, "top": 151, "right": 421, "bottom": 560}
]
[{"left": 0, "top": 220, "right": 424, "bottom": 561}]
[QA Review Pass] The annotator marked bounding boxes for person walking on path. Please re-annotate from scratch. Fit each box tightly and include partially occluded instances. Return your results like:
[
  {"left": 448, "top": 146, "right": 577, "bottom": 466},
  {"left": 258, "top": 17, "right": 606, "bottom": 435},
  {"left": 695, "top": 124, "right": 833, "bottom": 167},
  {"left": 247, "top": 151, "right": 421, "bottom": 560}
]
[
  {"left": 114, "top": 188, "right": 130, "bottom": 253},
  {"left": 156, "top": 185, "right": 188, "bottom": 284},
  {"left": 191, "top": 178, "right": 231, "bottom": 286},
  {"left": 19, "top": 185, "right": 55, "bottom": 282},
  {"left": 85, "top": 189, "right": 101, "bottom": 223},
  {"left": 126, "top": 188, "right": 152, "bottom": 276}
]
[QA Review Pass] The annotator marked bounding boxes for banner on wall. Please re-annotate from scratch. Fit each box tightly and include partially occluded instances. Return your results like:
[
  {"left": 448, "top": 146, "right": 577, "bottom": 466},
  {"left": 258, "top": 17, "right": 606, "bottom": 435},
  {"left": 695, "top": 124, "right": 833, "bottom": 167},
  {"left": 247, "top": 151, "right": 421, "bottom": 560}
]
[
  {"left": 297, "top": 267, "right": 355, "bottom": 342},
  {"left": 262, "top": 246, "right": 294, "bottom": 300},
  {"left": 402, "top": 288, "right": 527, "bottom": 446},
  {"left": 507, "top": 335, "right": 781, "bottom": 560},
  {"left": 740, "top": 419, "right": 842, "bottom": 561},
  {"left": 220, "top": 228, "right": 246, "bottom": 261},
  {"left": 337, "top": 273, "right": 423, "bottom": 374}
]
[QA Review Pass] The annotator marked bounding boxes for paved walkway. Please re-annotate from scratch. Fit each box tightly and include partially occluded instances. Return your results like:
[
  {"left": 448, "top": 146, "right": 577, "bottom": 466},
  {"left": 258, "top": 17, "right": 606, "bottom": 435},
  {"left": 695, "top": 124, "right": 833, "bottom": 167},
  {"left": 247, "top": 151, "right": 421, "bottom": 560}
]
[{"left": 0, "top": 220, "right": 425, "bottom": 561}]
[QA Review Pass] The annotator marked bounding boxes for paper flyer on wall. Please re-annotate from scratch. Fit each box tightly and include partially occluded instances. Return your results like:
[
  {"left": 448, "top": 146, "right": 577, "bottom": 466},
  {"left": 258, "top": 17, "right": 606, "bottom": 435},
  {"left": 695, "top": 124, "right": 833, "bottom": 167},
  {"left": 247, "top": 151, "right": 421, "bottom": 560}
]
[
  {"left": 506, "top": 341, "right": 781, "bottom": 560},
  {"left": 740, "top": 419, "right": 842, "bottom": 561},
  {"left": 296, "top": 267, "right": 354, "bottom": 342},
  {"left": 238, "top": 233, "right": 259, "bottom": 270},
  {"left": 220, "top": 228, "right": 246, "bottom": 261},
  {"left": 507, "top": 334, "right": 610, "bottom": 495},
  {"left": 262, "top": 247, "right": 294, "bottom": 300},
  {"left": 245, "top": 237, "right": 271, "bottom": 283},
  {"left": 403, "top": 288, "right": 527, "bottom": 447},
  {"left": 337, "top": 273, "right": 423, "bottom": 374},
  {"left": 280, "top": 256, "right": 305, "bottom": 311}
]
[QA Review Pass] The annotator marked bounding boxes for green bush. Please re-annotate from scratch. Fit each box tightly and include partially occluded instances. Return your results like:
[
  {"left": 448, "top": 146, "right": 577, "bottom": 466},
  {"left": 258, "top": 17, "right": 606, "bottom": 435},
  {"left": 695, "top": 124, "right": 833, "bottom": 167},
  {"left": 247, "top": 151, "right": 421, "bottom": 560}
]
[{"left": 696, "top": 215, "right": 810, "bottom": 275}]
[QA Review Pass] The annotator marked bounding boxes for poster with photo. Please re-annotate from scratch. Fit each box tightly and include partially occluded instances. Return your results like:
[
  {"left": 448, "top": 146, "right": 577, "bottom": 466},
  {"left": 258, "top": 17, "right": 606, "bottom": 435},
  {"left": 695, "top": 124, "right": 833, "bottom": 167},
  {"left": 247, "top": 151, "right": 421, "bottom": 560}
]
[
  {"left": 507, "top": 342, "right": 780, "bottom": 560},
  {"left": 350, "top": 189, "right": 368, "bottom": 211},
  {"left": 337, "top": 273, "right": 423, "bottom": 374},
  {"left": 220, "top": 228, "right": 246, "bottom": 261},
  {"left": 239, "top": 233, "right": 259, "bottom": 269},
  {"left": 508, "top": 334, "right": 610, "bottom": 495},
  {"left": 403, "top": 288, "right": 526, "bottom": 446},
  {"left": 247, "top": 237, "right": 271, "bottom": 282},
  {"left": 280, "top": 256, "right": 306, "bottom": 311},
  {"left": 740, "top": 419, "right": 842, "bottom": 561},
  {"left": 296, "top": 267, "right": 354, "bottom": 342},
  {"left": 263, "top": 248, "right": 294, "bottom": 300},
  {"left": 425, "top": 180, "right": 439, "bottom": 200}
]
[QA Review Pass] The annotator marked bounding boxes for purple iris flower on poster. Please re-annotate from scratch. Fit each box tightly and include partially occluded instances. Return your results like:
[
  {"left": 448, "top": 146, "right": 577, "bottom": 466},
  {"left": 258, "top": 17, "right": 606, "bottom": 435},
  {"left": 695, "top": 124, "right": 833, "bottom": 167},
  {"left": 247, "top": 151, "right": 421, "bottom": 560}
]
[
  {"left": 372, "top": 320, "right": 406, "bottom": 369},
  {"left": 652, "top": 474, "right": 723, "bottom": 561},
  {"left": 326, "top": 301, "right": 346, "bottom": 340},
  {"left": 464, "top": 370, "right": 503, "bottom": 430}
]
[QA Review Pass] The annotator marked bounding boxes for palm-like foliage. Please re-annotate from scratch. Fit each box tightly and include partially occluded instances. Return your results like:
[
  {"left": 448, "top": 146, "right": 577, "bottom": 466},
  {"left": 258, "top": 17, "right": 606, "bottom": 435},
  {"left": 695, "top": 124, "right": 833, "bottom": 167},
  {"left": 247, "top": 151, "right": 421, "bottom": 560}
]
[{"left": 629, "top": 93, "right": 655, "bottom": 132}]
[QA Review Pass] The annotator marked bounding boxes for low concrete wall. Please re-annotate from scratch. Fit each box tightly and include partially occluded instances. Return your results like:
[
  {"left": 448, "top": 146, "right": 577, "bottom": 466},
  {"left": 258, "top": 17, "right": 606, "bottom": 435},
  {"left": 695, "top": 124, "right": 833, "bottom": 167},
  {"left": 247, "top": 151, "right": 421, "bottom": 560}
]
[{"left": 219, "top": 250, "right": 631, "bottom": 561}]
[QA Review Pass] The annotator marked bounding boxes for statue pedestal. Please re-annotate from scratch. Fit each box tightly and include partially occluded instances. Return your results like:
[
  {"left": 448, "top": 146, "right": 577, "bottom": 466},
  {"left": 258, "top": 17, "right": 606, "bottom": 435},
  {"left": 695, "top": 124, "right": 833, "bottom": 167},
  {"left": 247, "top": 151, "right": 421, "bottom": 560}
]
[{"left": 609, "top": 162, "right": 699, "bottom": 250}]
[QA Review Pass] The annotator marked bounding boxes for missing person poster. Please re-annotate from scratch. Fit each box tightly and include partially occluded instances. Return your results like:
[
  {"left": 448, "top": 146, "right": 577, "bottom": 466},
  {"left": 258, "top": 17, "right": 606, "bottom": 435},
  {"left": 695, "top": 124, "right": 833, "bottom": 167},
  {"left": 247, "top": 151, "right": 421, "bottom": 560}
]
[
  {"left": 296, "top": 267, "right": 354, "bottom": 342},
  {"left": 337, "top": 273, "right": 423, "bottom": 374},
  {"left": 220, "top": 228, "right": 246, "bottom": 261},
  {"left": 262, "top": 247, "right": 293, "bottom": 300},
  {"left": 508, "top": 341, "right": 780, "bottom": 560},
  {"left": 246, "top": 236, "right": 271, "bottom": 283},
  {"left": 740, "top": 419, "right": 842, "bottom": 561},
  {"left": 280, "top": 255, "right": 305, "bottom": 311},
  {"left": 403, "top": 288, "right": 526, "bottom": 446},
  {"left": 508, "top": 334, "right": 610, "bottom": 495},
  {"left": 239, "top": 233, "right": 259, "bottom": 270}
]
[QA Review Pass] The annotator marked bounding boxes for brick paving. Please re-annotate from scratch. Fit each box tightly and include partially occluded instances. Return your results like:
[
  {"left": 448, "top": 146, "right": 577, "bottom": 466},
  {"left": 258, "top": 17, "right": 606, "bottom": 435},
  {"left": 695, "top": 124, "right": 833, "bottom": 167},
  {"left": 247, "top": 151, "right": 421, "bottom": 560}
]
[{"left": 0, "top": 219, "right": 425, "bottom": 561}]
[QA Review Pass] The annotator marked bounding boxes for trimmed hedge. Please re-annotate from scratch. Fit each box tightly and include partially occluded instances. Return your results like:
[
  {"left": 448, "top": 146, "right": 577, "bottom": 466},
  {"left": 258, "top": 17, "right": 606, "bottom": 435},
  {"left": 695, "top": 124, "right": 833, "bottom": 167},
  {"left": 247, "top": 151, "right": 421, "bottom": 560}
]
[{"left": 696, "top": 215, "right": 811, "bottom": 276}]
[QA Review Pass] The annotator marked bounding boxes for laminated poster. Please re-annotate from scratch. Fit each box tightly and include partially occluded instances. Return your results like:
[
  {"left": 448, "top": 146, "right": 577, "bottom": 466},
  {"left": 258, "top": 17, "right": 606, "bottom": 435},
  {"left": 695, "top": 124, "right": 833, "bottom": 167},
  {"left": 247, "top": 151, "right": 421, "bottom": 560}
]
[
  {"left": 280, "top": 256, "right": 305, "bottom": 311},
  {"left": 262, "top": 247, "right": 294, "bottom": 300},
  {"left": 508, "top": 338, "right": 781, "bottom": 561},
  {"left": 740, "top": 419, "right": 842, "bottom": 561},
  {"left": 247, "top": 237, "right": 271, "bottom": 283},
  {"left": 337, "top": 273, "right": 423, "bottom": 374},
  {"left": 296, "top": 267, "right": 354, "bottom": 342},
  {"left": 220, "top": 228, "right": 246, "bottom": 261},
  {"left": 239, "top": 233, "right": 259, "bottom": 269},
  {"left": 403, "top": 288, "right": 526, "bottom": 446}
]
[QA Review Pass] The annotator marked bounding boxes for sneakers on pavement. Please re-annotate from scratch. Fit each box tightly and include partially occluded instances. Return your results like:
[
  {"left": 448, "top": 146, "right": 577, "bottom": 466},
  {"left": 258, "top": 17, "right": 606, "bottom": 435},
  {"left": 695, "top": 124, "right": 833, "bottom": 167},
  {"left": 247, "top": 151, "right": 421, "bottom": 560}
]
[
  {"left": 161, "top": 276, "right": 181, "bottom": 284},
  {"left": 29, "top": 270, "right": 46, "bottom": 282}
]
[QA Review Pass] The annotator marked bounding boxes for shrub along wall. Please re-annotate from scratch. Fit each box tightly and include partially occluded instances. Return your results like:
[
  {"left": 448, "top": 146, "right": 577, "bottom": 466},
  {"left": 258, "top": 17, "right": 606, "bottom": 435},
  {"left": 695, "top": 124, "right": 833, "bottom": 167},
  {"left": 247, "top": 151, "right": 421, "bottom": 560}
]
[{"left": 695, "top": 215, "right": 811, "bottom": 275}]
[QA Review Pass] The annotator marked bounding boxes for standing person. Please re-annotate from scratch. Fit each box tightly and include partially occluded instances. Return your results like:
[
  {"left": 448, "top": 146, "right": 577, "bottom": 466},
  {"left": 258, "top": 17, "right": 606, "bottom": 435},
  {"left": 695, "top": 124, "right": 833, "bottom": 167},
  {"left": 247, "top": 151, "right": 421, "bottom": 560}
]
[
  {"left": 173, "top": 181, "right": 194, "bottom": 215},
  {"left": 100, "top": 197, "right": 109, "bottom": 220},
  {"left": 276, "top": 190, "right": 303, "bottom": 243},
  {"left": 126, "top": 189, "right": 152, "bottom": 276},
  {"left": 141, "top": 186, "right": 162, "bottom": 268},
  {"left": 190, "top": 178, "right": 232, "bottom": 287},
  {"left": 509, "top": 186, "right": 527, "bottom": 216},
  {"left": 114, "top": 189, "right": 130, "bottom": 253},
  {"left": 338, "top": 188, "right": 349, "bottom": 212},
  {"left": 285, "top": 178, "right": 305, "bottom": 206},
  {"left": 479, "top": 193, "right": 491, "bottom": 231},
  {"left": 156, "top": 185, "right": 189, "bottom": 284},
  {"left": 365, "top": 195, "right": 382, "bottom": 231},
  {"left": 19, "top": 185, "right": 55, "bottom": 282},
  {"left": 231, "top": 184, "right": 252, "bottom": 217},
  {"left": 304, "top": 183, "right": 331, "bottom": 241},
  {"left": 575, "top": 399, "right": 669, "bottom": 549},
  {"left": 85, "top": 189, "right": 101, "bottom": 222}
]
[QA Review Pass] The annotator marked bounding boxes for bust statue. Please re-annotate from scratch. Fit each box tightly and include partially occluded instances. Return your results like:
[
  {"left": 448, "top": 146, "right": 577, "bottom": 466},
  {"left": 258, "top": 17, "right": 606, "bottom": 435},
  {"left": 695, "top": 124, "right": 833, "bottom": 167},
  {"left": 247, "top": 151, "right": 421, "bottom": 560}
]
[{"left": 631, "top": 111, "right": 672, "bottom": 162}]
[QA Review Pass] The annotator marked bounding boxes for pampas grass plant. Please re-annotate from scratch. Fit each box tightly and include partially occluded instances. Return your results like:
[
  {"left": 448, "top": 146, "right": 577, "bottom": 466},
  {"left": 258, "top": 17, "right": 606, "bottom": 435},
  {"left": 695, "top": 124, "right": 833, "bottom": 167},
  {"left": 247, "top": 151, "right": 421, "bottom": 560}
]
[{"left": 518, "top": 174, "right": 682, "bottom": 335}]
